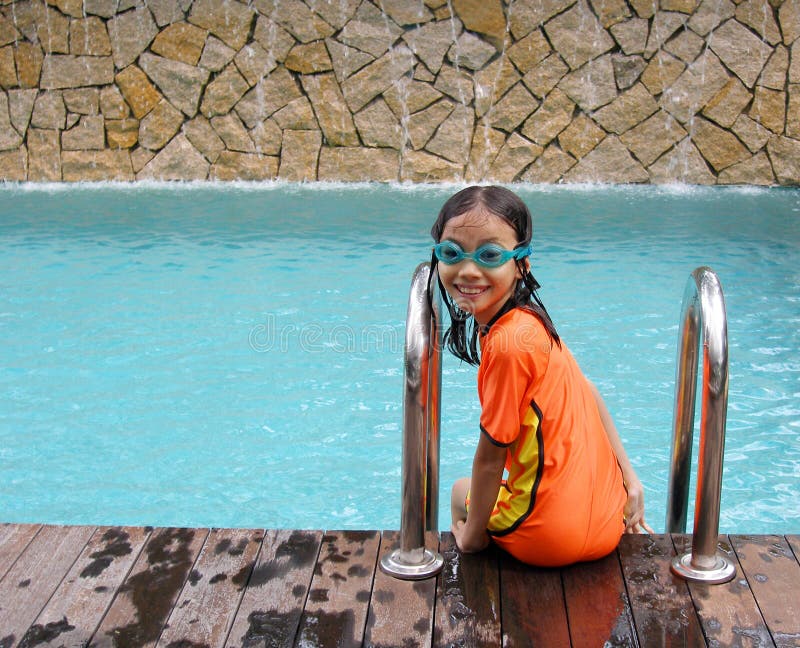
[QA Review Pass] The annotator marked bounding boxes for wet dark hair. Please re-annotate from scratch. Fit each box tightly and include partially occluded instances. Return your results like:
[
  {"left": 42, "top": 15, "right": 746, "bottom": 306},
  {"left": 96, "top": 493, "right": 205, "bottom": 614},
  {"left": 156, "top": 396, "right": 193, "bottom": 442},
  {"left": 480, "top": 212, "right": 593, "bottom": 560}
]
[{"left": 429, "top": 185, "right": 560, "bottom": 366}]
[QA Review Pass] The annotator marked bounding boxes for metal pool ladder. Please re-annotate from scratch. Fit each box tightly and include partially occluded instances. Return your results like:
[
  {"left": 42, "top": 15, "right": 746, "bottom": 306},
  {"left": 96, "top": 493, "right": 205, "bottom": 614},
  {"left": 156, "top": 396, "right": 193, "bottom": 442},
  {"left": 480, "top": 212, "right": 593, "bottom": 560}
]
[
  {"left": 665, "top": 267, "right": 736, "bottom": 584},
  {"left": 380, "top": 262, "right": 444, "bottom": 580}
]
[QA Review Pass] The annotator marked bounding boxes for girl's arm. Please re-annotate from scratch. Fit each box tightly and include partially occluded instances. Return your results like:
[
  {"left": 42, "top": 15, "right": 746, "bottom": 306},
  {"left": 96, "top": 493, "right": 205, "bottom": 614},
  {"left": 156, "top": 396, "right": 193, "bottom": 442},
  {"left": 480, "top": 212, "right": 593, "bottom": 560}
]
[
  {"left": 589, "top": 381, "right": 655, "bottom": 534},
  {"left": 451, "top": 433, "right": 507, "bottom": 553}
]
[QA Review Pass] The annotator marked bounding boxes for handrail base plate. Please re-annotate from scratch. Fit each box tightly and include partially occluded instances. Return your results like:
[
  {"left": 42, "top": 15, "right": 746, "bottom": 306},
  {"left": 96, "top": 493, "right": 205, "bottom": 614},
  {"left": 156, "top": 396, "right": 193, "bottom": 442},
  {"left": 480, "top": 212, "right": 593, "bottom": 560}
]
[
  {"left": 671, "top": 551, "right": 736, "bottom": 584},
  {"left": 380, "top": 548, "right": 444, "bottom": 580}
]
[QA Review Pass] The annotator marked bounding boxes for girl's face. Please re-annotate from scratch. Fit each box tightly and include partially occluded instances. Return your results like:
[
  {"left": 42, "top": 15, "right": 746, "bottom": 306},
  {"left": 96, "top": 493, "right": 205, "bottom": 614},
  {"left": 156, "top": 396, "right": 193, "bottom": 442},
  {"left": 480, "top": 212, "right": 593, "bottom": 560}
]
[{"left": 437, "top": 208, "right": 525, "bottom": 327}]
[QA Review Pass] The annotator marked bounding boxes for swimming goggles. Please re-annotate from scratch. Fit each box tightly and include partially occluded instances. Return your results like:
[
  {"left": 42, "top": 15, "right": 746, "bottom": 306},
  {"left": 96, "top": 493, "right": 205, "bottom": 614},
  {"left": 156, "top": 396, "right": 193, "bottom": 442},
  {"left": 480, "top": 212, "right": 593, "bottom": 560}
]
[{"left": 433, "top": 240, "right": 532, "bottom": 268}]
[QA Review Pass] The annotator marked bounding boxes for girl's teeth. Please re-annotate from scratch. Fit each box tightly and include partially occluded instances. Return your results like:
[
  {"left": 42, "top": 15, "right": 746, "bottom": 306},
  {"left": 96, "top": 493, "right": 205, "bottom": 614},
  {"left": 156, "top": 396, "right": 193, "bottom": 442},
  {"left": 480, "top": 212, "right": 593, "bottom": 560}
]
[{"left": 460, "top": 287, "right": 484, "bottom": 294}]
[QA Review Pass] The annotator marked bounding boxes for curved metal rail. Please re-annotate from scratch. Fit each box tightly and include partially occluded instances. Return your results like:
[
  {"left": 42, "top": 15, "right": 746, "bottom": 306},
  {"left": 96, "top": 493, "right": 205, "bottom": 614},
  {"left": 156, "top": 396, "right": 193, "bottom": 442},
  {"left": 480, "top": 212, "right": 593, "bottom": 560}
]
[
  {"left": 380, "top": 262, "right": 443, "bottom": 580},
  {"left": 666, "top": 267, "right": 736, "bottom": 584}
]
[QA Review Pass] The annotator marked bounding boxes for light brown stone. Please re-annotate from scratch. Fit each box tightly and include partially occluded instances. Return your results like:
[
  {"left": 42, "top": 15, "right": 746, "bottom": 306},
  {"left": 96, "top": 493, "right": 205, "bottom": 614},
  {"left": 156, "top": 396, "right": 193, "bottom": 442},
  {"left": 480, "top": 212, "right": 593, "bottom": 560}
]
[
  {"left": 692, "top": 116, "right": 750, "bottom": 170},
  {"left": 558, "top": 54, "right": 617, "bottom": 111},
  {"left": 278, "top": 129, "right": 321, "bottom": 181},
  {"left": 759, "top": 45, "right": 789, "bottom": 90},
  {"left": 235, "top": 41, "right": 278, "bottom": 86},
  {"left": 210, "top": 151, "right": 278, "bottom": 180},
  {"left": 235, "top": 66, "right": 303, "bottom": 128},
  {"left": 199, "top": 35, "right": 236, "bottom": 72},
  {"left": 7, "top": 89, "right": 37, "bottom": 136},
  {"left": 252, "top": 15, "right": 296, "bottom": 63},
  {"left": 486, "top": 82, "right": 538, "bottom": 132},
  {"left": 0, "top": 93, "right": 20, "bottom": 151},
  {"left": 486, "top": 132, "right": 543, "bottom": 181},
  {"left": 31, "top": 91, "right": 66, "bottom": 129},
  {"left": 82, "top": 0, "right": 119, "bottom": 19},
  {"left": 521, "top": 87, "right": 574, "bottom": 146},
  {"left": 183, "top": 114, "right": 225, "bottom": 162},
  {"left": 544, "top": 1, "right": 615, "bottom": 70},
  {"left": 558, "top": 114, "right": 606, "bottom": 159},
  {"left": 778, "top": 0, "right": 800, "bottom": 45},
  {"left": 139, "top": 52, "right": 209, "bottom": 117},
  {"left": 767, "top": 135, "right": 800, "bottom": 184},
  {"left": 137, "top": 133, "right": 210, "bottom": 180},
  {"left": 100, "top": 85, "right": 130, "bottom": 119},
  {"left": 384, "top": 78, "right": 443, "bottom": 118},
  {"left": 507, "top": 29, "right": 552, "bottom": 73},
  {"left": 609, "top": 17, "right": 649, "bottom": 54},
  {"left": 662, "top": 0, "right": 700, "bottom": 12},
  {"left": 62, "top": 149, "right": 133, "bottom": 181},
  {"left": 0, "top": 147, "right": 27, "bottom": 180},
  {"left": 107, "top": 7, "right": 159, "bottom": 69},
  {"left": 718, "top": 151, "right": 775, "bottom": 184},
  {"left": 105, "top": 118, "right": 139, "bottom": 149},
  {"left": 400, "top": 149, "right": 463, "bottom": 182},
  {"left": 15, "top": 42, "right": 44, "bottom": 89},
  {"left": 138, "top": 98, "right": 183, "bottom": 150},
  {"left": 318, "top": 146, "right": 399, "bottom": 181},
  {"left": 426, "top": 103, "right": 474, "bottom": 164},
  {"left": 40, "top": 55, "right": 114, "bottom": 89},
  {"left": 402, "top": 17, "right": 459, "bottom": 74},
  {"left": 301, "top": 72, "right": 359, "bottom": 146},
  {"left": 313, "top": 0, "right": 360, "bottom": 31},
  {"left": 0, "top": 14, "right": 19, "bottom": 47},
  {"left": 641, "top": 51, "right": 685, "bottom": 96},
  {"left": 326, "top": 38, "right": 374, "bottom": 82},
  {"left": 687, "top": 0, "right": 736, "bottom": 35},
  {"left": 749, "top": 86, "right": 786, "bottom": 133},
  {"left": 593, "top": 82, "right": 658, "bottom": 134},
  {"left": 62, "top": 114, "right": 104, "bottom": 150},
  {"left": 644, "top": 11, "right": 688, "bottom": 58},
  {"left": 272, "top": 96, "right": 316, "bottom": 131},
  {"left": 259, "top": 0, "right": 334, "bottom": 44},
  {"left": 116, "top": 65, "right": 162, "bottom": 120},
  {"left": 62, "top": 88, "right": 99, "bottom": 115},
  {"left": 787, "top": 85, "right": 800, "bottom": 138},
  {"left": 612, "top": 54, "right": 647, "bottom": 89},
  {"left": 407, "top": 99, "right": 454, "bottom": 149},
  {"left": 709, "top": 19, "right": 773, "bottom": 87},
  {"left": 519, "top": 143, "right": 576, "bottom": 182},
  {"left": 27, "top": 127, "right": 61, "bottom": 180},
  {"left": 453, "top": 0, "right": 506, "bottom": 47},
  {"left": 130, "top": 146, "right": 155, "bottom": 173},
  {"left": 434, "top": 64, "right": 475, "bottom": 105},
  {"left": 465, "top": 121, "right": 505, "bottom": 180},
  {"left": 509, "top": 0, "right": 575, "bottom": 39},
  {"left": 0, "top": 46, "right": 16, "bottom": 88},
  {"left": 189, "top": 0, "right": 255, "bottom": 50},
  {"left": 660, "top": 50, "right": 729, "bottom": 123},
  {"left": 69, "top": 17, "right": 112, "bottom": 56},
  {"left": 33, "top": 4, "right": 70, "bottom": 54},
  {"left": 736, "top": 0, "right": 782, "bottom": 44},
  {"left": 620, "top": 109, "right": 687, "bottom": 165},
  {"left": 563, "top": 135, "right": 649, "bottom": 182},
  {"left": 211, "top": 112, "right": 254, "bottom": 152},
  {"left": 591, "top": 0, "right": 632, "bottom": 27},
  {"left": 148, "top": 0, "right": 186, "bottom": 27},
  {"left": 249, "top": 118, "right": 282, "bottom": 156},
  {"left": 732, "top": 114, "right": 772, "bottom": 151},
  {"left": 447, "top": 31, "right": 497, "bottom": 70},
  {"left": 665, "top": 28, "right": 705, "bottom": 63},
  {"left": 151, "top": 22, "right": 208, "bottom": 66},
  {"left": 354, "top": 99, "right": 402, "bottom": 149},
  {"left": 647, "top": 138, "right": 716, "bottom": 184},
  {"left": 285, "top": 42, "right": 333, "bottom": 74},
  {"left": 474, "top": 56, "right": 521, "bottom": 117},
  {"left": 336, "top": 1, "right": 402, "bottom": 58},
  {"left": 382, "top": 0, "right": 434, "bottom": 25},
  {"left": 201, "top": 63, "right": 250, "bottom": 118},
  {"left": 702, "top": 76, "right": 751, "bottom": 128},
  {"left": 341, "top": 46, "right": 416, "bottom": 112}
]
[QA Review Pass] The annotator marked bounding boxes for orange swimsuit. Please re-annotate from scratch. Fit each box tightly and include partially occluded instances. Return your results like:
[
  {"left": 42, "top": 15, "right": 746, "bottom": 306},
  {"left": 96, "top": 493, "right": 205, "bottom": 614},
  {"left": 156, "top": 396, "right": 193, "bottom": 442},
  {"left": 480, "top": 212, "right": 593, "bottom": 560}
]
[{"left": 475, "top": 307, "right": 626, "bottom": 567}]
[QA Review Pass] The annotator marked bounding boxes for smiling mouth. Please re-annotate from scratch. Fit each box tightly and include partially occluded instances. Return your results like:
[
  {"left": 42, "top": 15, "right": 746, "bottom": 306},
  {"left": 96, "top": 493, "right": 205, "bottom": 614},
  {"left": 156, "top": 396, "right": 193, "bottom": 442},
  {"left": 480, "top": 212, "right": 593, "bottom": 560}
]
[{"left": 456, "top": 285, "right": 488, "bottom": 296}]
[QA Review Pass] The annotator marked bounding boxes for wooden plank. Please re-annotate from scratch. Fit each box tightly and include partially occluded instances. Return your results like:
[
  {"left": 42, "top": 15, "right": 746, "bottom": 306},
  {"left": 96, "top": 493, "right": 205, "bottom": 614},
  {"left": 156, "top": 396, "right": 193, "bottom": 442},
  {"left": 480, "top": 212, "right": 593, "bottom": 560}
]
[
  {"left": 730, "top": 534, "right": 800, "bottom": 647},
  {"left": 618, "top": 533, "right": 706, "bottom": 647},
  {"left": 156, "top": 527, "right": 263, "bottom": 648},
  {"left": 0, "top": 524, "right": 95, "bottom": 648},
  {"left": 562, "top": 550, "right": 637, "bottom": 647},
  {"left": 225, "top": 529, "right": 323, "bottom": 648},
  {"left": 499, "top": 553, "right": 569, "bottom": 647},
  {"left": 671, "top": 534, "right": 773, "bottom": 647},
  {"left": 363, "top": 530, "right": 438, "bottom": 648},
  {"left": 17, "top": 526, "right": 150, "bottom": 648},
  {"left": 0, "top": 524, "right": 41, "bottom": 581},
  {"left": 295, "top": 530, "right": 381, "bottom": 648},
  {"left": 90, "top": 527, "right": 209, "bottom": 648},
  {"left": 433, "top": 532, "right": 501, "bottom": 647},
  {"left": 786, "top": 535, "right": 800, "bottom": 563}
]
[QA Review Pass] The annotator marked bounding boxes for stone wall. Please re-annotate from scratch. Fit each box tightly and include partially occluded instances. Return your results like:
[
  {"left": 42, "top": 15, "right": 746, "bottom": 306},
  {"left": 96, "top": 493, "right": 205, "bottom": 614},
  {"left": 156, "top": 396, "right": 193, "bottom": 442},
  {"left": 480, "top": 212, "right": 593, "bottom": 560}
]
[{"left": 0, "top": 0, "right": 799, "bottom": 184}]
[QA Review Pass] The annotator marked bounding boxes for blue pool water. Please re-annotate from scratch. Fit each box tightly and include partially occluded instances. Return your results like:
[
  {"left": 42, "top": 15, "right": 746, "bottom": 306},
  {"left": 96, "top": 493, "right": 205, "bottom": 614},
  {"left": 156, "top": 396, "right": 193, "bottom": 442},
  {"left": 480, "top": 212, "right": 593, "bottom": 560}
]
[{"left": 1, "top": 183, "right": 798, "bottom": 533}]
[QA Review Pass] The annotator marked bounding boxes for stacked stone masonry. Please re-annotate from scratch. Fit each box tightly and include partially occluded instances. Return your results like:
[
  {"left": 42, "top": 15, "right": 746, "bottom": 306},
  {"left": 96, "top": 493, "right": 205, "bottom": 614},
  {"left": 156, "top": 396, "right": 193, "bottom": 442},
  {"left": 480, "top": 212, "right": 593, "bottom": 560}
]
[{"left": 0, "top": 0, "right": 799, "bottom": 184}]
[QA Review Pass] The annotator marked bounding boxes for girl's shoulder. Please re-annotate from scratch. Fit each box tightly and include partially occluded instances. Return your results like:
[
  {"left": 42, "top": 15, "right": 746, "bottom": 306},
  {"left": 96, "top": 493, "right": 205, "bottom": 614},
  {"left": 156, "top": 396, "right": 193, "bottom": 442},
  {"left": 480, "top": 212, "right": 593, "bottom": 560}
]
[{"left": 482, "top": 307, "right": 550, "bottom": 360}]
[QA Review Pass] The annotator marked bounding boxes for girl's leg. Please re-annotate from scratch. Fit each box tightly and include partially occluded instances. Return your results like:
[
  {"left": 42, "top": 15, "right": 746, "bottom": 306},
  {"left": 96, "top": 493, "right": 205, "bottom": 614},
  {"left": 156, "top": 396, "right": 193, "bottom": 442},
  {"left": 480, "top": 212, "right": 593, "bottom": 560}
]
[{"left": 450, "top": 477, "right": 471, "bottom": 525}]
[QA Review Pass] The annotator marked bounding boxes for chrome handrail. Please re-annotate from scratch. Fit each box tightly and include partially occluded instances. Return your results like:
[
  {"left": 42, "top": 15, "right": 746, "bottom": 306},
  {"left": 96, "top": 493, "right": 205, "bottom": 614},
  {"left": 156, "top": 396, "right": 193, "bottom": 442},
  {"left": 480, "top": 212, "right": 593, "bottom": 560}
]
[
  {"left": 380, "top": 262, "right": 443, "bottom": 580},
  {"left": 666, "top": 267, "right": 736, "bottom": 584}
]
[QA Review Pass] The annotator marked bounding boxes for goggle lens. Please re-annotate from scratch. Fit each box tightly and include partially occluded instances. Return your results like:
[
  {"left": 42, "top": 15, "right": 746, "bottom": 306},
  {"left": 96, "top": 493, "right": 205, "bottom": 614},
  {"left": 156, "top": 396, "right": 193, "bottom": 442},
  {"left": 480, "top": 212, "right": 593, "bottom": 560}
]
[{"left": 433, "top": 241, "right": 531, "bottom": 268}]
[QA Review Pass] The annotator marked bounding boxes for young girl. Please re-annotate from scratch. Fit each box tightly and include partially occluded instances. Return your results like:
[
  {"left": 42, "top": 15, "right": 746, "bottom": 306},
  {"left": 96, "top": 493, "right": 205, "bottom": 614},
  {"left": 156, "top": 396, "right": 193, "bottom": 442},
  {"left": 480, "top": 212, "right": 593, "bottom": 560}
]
[{"left": 432, "top": 185, "right": 652, "bottom": 567}]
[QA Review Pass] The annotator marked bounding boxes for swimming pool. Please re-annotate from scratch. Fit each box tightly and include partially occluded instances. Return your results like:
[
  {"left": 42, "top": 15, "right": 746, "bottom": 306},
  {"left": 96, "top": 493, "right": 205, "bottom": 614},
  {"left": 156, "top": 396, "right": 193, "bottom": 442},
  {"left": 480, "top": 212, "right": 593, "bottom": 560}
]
[{"left": 1, "top": 183, "right": 798, "bottom": 533}]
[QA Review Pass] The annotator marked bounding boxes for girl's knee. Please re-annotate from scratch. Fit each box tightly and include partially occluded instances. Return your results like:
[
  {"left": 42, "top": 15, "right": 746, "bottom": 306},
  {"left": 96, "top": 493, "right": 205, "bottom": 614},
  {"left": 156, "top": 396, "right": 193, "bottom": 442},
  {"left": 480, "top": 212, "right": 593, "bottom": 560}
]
[{"left": 450, "top": 477, "right": 470, "bottom": 522}]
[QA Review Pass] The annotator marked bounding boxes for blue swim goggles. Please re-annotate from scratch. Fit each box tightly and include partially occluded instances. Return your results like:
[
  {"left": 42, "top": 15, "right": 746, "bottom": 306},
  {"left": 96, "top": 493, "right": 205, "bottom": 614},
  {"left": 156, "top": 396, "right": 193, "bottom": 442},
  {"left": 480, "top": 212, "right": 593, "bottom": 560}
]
[{"left": 433, "top": 240, "right": 532, "bottom": 268}]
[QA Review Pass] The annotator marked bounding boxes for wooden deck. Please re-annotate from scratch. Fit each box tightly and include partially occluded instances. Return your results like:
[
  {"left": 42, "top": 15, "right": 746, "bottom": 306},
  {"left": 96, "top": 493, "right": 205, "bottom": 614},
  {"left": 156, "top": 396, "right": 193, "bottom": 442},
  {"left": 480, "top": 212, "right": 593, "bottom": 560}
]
[{"left": 0, "top": 525, "right": 798, "bottom": 647}]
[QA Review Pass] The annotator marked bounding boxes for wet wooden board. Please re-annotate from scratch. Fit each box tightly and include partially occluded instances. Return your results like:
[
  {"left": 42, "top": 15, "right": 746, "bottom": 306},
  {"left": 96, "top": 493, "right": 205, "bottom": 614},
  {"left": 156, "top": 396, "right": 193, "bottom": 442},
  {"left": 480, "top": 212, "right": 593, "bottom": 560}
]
[
  {"left": 671, "top": 534, "right": 773, "bottom": 647},
  {"left": 363, "top": 530, "right": 438, "bottom": 648},
  {"left": 295, "top": 530, "right": 381, "bottom": 648},
  {"left": 0, "top": 524, "right": 40, "bottom": 580},
  {"left": 18, "top": 526, "right": 150, "bottom": 648},
  {"left": 434, "top": 532, "right": 501, "bottom": 647},
  {"left": 787, "top": 535, "right": 799, "bottom": 561},
  {"left": 157, "top": 527, "right": 263, "bottom": 647},
  {"left": 730, "top": 534, "right": 800, "bottom": 647},
  {"left": 617, "top": 533, "right": 706, "bottom": 647},
  {"left": 562, "top": 550, "right": 637, "bottom": 647},
  {"left": 225, "top": 528, "right": 323, "bottom": 648},
  {"left": 0, "top": 524, "right": 96, "bottom": 647},
  {"left": 90, "top": 526, "right": 209, "bottom": 648}
]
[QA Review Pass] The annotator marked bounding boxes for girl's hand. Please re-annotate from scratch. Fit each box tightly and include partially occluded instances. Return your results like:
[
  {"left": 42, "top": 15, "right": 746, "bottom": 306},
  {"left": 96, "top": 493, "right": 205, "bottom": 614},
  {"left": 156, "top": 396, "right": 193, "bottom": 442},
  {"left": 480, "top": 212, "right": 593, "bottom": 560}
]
[
  {"left": 451, "top": 520, "right": 490, "bottom": 553},
  {"left": 623, "top": 479, "right": 654, "bottom": 534}
]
